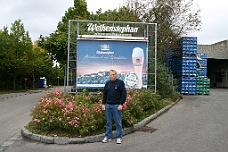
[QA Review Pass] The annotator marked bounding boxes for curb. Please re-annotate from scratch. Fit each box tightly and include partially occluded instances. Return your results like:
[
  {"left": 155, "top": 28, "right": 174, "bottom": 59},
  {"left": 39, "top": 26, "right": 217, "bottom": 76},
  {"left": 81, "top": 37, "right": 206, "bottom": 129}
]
[{"left": 21, "top": 98, "right": 180, "bottom": 144}]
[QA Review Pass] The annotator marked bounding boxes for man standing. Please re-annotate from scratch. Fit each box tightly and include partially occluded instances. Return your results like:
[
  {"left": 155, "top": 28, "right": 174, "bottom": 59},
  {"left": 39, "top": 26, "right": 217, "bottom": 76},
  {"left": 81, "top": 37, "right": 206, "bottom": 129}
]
[{"left": 102, "top": 69, "right": 127, "bottom": 144}]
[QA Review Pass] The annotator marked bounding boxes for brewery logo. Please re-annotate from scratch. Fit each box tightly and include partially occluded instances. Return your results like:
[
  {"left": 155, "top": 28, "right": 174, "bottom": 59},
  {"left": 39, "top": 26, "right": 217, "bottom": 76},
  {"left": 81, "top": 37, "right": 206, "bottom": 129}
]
[
  {"left": 100, "top": 44, "right": 110, "bottom": 50},
  {"left": 124, "top": 72, "right": 138, "bottom": 88},
  {"left": 87, "top": 23, "right": 139, "bottom": 34}
]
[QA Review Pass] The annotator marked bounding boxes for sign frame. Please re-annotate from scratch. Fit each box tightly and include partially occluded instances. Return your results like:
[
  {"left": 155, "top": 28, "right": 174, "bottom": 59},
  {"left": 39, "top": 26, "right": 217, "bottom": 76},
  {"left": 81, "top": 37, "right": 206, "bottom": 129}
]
[{"left": 66, "top": 20, "right": 157, "bottom": 93}]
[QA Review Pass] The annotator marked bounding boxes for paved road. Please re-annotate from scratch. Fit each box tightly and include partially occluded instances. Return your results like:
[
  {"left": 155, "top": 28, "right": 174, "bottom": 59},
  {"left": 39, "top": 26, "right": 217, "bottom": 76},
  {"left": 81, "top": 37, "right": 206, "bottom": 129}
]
[
  {"left": 0, "top": 90, "right": 44, "bottom": 145},
  {"left": 1, "top": 88, "right": 228, "bottom": 152}
]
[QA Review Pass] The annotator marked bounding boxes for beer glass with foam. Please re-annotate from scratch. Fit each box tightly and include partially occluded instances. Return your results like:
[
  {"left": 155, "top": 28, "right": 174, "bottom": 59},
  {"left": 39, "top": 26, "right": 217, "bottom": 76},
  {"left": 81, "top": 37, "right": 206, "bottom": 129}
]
[{"left": 132, "top": 47, "right": 144, "bottom": 88}]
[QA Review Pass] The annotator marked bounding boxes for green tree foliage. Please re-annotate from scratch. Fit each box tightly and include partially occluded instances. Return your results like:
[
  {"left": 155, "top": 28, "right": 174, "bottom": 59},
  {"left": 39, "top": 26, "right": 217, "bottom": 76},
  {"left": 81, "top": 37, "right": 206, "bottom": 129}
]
[
  {"left": 156, "top": 61, "right": 180, "bottom": 99},
  {"left": 38, "top": 0, "right": 89, "bottom": 66},
  {"left": 0, "top": 20, "right": 59, "bottom": 90},
  {"left": 32, "top": 42, "right": 54, "bottom": 78},
  {"left": 89, "top": 6, "right": 141, "bottom": 22},
  {"left": 0, "top": 20, "right": 33, "bottom": 89}
]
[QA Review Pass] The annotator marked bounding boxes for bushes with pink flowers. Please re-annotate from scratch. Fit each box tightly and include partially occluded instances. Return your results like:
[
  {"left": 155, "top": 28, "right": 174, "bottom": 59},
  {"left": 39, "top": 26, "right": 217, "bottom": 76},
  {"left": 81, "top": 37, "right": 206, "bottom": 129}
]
[{"left": 26, "top": 89, "right": 177, "bottom": 137}]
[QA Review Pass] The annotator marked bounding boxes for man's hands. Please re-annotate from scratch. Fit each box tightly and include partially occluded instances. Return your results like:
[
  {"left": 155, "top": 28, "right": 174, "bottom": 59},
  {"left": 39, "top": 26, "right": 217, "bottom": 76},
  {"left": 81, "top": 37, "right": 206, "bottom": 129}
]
[
  {"left": 118, "top": 105, "right": 123, "bottom": 111},
  {"left": 102, "top": 105, "right": 106, "bottom": 110},
  {"left": 102, "top": 104, "right": 123, "bottom": 111}
]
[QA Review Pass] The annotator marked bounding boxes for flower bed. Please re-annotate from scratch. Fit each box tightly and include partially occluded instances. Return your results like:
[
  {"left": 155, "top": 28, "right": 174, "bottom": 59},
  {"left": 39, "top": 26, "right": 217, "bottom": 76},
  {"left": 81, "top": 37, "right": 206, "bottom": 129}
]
[{"left": 26, "top": 89, "right": 174, "bottom": 137}]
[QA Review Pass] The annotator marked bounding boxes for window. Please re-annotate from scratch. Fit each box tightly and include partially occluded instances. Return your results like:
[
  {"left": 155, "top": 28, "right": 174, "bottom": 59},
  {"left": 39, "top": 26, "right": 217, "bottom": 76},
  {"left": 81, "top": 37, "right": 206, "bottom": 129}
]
[{"left": 216, "top": 72, "right": 222, "bottom": 82}]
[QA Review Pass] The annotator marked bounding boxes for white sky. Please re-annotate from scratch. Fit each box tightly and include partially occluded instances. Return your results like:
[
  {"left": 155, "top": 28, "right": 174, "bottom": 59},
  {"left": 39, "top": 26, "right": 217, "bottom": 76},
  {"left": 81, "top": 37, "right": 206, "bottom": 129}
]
[
  {"left": 0, "top": 0, "right": 227, "bottom": 45},
  {"left": 191, "top": 0, "right": 228, "bottom": 44}
]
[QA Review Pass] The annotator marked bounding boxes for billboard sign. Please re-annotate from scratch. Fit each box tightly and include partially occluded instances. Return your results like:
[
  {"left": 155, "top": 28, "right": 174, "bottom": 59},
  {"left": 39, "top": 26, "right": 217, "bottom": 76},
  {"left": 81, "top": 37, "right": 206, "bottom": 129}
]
[{"left": 77, "top": 39, "right": 147, "bottom": 89}]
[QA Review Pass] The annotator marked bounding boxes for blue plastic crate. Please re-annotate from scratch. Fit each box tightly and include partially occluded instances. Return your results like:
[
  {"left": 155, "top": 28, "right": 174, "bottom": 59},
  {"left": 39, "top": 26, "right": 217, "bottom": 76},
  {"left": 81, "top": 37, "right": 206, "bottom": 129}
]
[
  {"left": 199, "top": 59, "right": 207, "bottom": 66},
  {"left": 181, "top": 37, "right": 197, "bottom": 42},
  {"left": 179, "top": 76, "right": 197, "bottom": 94},
  {"left": 181, "top": 44, "right": 197, "bottom": 50},
  {"left": 182, "top": 49, "right": 197, "bottom": 55},
  {"left": 197, "top": 53, "right": 207, "bottom": 59}
]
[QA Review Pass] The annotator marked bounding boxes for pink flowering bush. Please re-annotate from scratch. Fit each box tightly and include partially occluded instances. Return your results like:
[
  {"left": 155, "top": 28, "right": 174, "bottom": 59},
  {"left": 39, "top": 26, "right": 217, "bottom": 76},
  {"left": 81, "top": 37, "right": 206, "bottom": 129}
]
[{"left": 27, "top": 89, "right": 174, "bottom": 137}]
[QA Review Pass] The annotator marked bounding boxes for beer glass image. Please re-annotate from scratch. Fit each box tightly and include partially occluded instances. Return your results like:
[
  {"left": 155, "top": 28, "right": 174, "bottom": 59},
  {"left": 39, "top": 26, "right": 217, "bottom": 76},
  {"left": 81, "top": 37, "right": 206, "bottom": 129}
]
[{"left": 132, "top": 47, "right": 144, "bottom": 88}]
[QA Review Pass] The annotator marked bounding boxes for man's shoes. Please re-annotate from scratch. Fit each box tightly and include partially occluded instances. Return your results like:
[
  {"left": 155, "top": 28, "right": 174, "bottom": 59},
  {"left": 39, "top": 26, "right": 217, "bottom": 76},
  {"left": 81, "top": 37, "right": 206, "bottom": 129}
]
[
  {"left": 116, "top": 138, "right": 122, "bottom": 144},
  {"left": 102, "top": 137, "right": 111, "bottom": 143}
]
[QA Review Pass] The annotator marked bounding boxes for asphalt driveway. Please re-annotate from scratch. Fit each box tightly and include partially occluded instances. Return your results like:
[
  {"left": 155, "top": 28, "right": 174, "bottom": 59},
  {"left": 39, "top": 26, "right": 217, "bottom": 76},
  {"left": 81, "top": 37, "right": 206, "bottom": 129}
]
[{"left": 1, "top": 88, "right": 228, "bottom": 152}]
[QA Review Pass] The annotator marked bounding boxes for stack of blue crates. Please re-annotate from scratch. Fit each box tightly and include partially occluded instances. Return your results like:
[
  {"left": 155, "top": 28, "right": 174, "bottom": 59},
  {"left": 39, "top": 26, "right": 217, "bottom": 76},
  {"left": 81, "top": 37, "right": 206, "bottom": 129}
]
[
  {"left": 179, "top": 77, "right": 196, "bottom": 94},
  {"left": 163, "top": 37, "right": 210, "bottom": 95},
  {"left": 180, "top": 56, "right": 197, "bottom": 75},
  {"left": 181, "top": 37, "right": 197, "bottom": 54},
  {"left": 196, "top": 53, "right": 207, "bottom": 77},
  {"left": 179, "top": 37, "right": 197, "bottom": 94}
]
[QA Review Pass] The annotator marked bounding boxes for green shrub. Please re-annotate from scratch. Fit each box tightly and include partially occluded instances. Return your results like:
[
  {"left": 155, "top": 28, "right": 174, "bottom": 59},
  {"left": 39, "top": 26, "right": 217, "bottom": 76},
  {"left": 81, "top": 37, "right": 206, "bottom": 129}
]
[{"left": 156, "top": 61, "right": 180, "bottom": 99}]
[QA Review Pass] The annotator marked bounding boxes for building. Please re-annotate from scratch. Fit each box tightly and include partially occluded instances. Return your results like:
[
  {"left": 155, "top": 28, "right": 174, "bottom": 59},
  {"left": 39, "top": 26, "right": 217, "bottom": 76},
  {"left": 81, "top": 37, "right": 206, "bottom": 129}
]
[{"left": 198, "top": 40, "right": 228, "bottom": 88}]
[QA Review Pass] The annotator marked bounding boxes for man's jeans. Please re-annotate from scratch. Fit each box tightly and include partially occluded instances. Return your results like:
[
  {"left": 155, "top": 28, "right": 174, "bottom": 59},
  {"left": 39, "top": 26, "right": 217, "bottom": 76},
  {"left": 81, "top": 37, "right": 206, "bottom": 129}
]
[{"left": 105, "top": 104, "right": 122, "bottom": 139}]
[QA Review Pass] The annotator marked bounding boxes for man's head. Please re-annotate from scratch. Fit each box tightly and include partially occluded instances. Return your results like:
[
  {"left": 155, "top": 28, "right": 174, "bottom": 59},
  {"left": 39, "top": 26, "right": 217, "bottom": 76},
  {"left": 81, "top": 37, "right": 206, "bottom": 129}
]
[{"left": 109, "top": 69, "right": 117, "bottom": 81}]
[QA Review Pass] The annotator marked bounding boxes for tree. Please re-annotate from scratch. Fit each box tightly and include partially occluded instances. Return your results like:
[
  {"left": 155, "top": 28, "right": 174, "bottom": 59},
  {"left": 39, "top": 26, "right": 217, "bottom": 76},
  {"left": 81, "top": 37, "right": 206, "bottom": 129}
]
[
  {"left": 89, "top": 0, "right": 201, "bottom": 60},
  {"left": 0, "top": 20, "right": 33, "bottom": 89},
  {"left": 38, "top": 0, "right": 89, "bottom": 66},
  {"left": 126, "top": 0, "right": 201, "bottom": 60},
  {"left": 0, "top": 20, "right": 57, "bottom": 90},
  {"left": 89, "top": 6, "right": 141, "bottom": 22}
]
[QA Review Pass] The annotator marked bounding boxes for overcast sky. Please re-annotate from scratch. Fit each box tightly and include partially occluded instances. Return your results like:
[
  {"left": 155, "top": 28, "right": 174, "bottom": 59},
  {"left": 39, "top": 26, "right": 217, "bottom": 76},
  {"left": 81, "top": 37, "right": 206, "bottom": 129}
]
[{"left": 0, "top": 0, "right": 227, "bottom": 45}]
